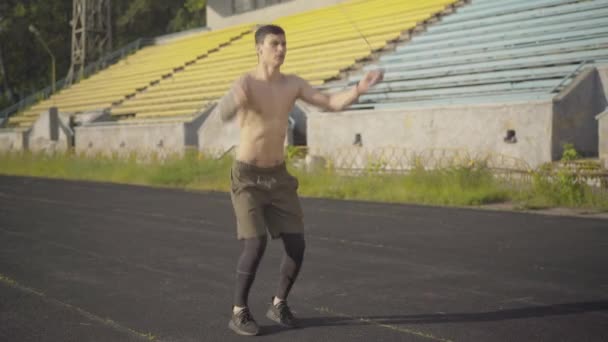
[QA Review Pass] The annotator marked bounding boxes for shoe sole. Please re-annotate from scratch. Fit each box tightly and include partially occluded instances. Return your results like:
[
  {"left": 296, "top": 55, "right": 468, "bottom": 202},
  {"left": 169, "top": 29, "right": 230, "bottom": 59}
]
[
  {"left": 266, "top": 309, "right": 297, "bottom": 329},
  {"left": 228, "top": 320, "right": 259, "bottom": 336}
]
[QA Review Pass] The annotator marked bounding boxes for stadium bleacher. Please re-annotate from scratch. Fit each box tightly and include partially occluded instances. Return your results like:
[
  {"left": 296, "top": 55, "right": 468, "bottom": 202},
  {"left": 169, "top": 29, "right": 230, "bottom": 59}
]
[
  {"left": 6, "top": 0, "right": 462, "bottom": 125},
  {"left": 6, "top": 0, "right": 608, "bottom": 127},
  {"left": 334, "top": 0, "right": 608, "bottom": 109},
  {"left": 79, "top": 0, "right": 459, "bottom": 120}
]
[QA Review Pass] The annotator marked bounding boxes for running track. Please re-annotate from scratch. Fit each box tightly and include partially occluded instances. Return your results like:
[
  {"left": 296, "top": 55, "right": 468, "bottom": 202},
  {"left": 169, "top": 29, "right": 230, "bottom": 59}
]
[{"left": 0, "top": 175, "right": 607, "bottom": 341}]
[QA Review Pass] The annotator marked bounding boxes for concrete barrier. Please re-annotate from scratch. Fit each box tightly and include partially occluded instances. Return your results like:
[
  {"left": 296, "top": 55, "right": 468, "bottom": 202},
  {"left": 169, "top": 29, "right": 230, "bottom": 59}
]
[
  {"left": 74, "top": 106, "right": 212, "bottom": 158},
  {"left": 0, "top": 128, "right": 28, "bottom": 152},
  {"left": 307, "top": 100, "right": 554, "bottom": 169},
  {"left": 597, "top": 108, "right": 608, "bottom": 169},
  {"left": 552, "top": 67, "right": 607, "bottom": 160},
  {"left": 28, "top": 107, "right": 74, "bottom": 153}
]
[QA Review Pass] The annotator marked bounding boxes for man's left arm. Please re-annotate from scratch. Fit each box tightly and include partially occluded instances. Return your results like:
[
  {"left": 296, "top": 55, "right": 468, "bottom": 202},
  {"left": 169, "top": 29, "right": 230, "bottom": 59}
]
[{"left": 296, "top": 70, "right": 383, "bottom": 112}]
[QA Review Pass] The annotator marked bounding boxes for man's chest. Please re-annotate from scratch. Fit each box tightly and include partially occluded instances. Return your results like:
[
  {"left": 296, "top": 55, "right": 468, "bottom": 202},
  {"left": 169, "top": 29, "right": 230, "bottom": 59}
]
[{"left": 246, "top": 82, "right": 298, "bottom": 115}]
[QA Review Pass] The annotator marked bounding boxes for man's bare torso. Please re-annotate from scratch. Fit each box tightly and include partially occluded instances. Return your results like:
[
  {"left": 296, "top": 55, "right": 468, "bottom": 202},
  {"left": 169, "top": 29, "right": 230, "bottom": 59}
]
[{"left": 235, "top": 72, "right": 300, "bottom": 167}]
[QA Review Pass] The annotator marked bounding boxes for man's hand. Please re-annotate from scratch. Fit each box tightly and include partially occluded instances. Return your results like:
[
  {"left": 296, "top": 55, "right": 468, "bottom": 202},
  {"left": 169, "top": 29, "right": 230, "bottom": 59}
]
[{"left": 356, "top": 69, "right": 384, "bottom": 94}]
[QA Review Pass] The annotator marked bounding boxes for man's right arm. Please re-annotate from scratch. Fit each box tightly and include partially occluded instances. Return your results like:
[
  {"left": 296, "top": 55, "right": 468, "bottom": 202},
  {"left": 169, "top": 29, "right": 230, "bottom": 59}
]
[{"left": 213, "top": 76, "right": 248, "bottom": 122}]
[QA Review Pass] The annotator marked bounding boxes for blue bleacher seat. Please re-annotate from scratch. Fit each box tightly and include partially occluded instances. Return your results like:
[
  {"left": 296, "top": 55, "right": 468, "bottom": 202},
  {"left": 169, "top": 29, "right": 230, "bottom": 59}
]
[{"left": 329, "top": 0, "right": 608, "bottom": 108}]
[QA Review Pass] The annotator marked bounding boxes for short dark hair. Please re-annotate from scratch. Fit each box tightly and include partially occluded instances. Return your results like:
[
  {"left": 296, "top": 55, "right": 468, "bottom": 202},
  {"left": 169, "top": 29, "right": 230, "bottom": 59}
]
[{"left": 255, "top": 25, "right": 285, "bottom": 45}]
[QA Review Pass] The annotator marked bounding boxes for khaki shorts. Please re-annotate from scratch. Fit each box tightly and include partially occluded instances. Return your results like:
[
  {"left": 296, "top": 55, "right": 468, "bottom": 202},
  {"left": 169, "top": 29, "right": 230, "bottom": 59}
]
[{"left": 230, "top": 160, "right": 304, "bottom": 240}]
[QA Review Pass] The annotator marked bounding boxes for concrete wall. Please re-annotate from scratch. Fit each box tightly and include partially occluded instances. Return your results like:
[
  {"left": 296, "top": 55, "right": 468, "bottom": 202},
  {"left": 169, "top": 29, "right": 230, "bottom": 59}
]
[
  {"left": 598, "top": 111, "right": 608, "bottom": 169},
  {"left": 552, "top": 67, "right": 607, "bottom": 160},
  {"left": 0, "top": 129, "right": 28, "bottom": 152},
  {"left": 75, "top": 107, "right": 210, "bottom": 158},
  {"left": 198, "top": 109, "right": 242, "bottom": 156},
  {"left": 596, "top": 65, "right": 608, "bottom": 169},
  {"left": 597, "top": 64, "right": 608, "bottom": 97},
  {"left": 76, "top": 120, "right": 189, "bottom": 158},
  {"left": 28, "top": 109, "right": 74, "bottom": 153},
  {"left": 307, "top": 100, "right": 554, "bottom": 169},
  {"left": 207, "top": 0, "right": 330, "bottom": 29}
]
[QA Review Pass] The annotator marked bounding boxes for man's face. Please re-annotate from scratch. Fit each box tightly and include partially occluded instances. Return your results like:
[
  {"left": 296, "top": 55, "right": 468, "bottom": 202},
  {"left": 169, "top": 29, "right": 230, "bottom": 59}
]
[{"left": 257, "top": 34, "right": 286, "bottom": 67}]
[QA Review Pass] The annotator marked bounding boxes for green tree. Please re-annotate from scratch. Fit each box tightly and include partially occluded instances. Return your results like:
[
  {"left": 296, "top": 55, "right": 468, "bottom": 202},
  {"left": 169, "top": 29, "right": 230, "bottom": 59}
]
[
  {"left": 114, "top": 0, "right": 206, "bottom": 46},
  {"left": 0, "top": 0, "right": 207, "bottom": 111}
]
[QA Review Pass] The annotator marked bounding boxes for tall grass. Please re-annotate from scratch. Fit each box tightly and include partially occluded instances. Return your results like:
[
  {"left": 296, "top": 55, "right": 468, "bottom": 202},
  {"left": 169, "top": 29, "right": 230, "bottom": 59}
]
[
  {"left": 292, "top": 166, "right": 509, "bottom": 206},
  {"left": 0, "top": 150, "right": 606, "bottom": 211},
  {"left": 0, "top": 150, "right": 232, "bottom": 191}
]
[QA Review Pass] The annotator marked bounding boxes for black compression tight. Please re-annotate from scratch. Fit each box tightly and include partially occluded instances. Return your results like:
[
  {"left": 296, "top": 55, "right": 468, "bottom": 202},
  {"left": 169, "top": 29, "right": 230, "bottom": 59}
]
[
  {"left": 275, "top": 233, "right": 306, "bottom": 300},
  {"left": 233, "top": 233, "right": 305, "bottom": 308}
]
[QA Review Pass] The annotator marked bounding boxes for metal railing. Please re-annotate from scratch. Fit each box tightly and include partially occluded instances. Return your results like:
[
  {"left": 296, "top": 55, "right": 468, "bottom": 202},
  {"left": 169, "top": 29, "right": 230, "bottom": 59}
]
[
  {"left": 0, "top": 38, "right": 152, "bottom": 121},
  {"left": 550, "top": 59, "right": 591, "bottom": 94}
]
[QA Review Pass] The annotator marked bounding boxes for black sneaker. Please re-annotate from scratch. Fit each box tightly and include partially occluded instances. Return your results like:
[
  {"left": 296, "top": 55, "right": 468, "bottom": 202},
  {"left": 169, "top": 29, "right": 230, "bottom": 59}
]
[
  {"left": 228, "top": 307, "right": 259, "bottom": 336},
  {"left": 266, "top": 299, "right": 298, "bottom": 328}
]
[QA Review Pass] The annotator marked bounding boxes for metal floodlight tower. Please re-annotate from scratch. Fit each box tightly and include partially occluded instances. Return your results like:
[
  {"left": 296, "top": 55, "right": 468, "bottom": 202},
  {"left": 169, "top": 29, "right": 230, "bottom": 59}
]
[{"left": 66, "top": 0, "right": 112, "bottom": 85}]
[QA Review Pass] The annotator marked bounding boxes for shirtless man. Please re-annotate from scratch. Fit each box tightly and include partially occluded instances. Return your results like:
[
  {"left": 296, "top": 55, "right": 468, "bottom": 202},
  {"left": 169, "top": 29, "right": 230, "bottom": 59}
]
[{"left": 213, "top": 24, "right": 383, "bottom": 336}]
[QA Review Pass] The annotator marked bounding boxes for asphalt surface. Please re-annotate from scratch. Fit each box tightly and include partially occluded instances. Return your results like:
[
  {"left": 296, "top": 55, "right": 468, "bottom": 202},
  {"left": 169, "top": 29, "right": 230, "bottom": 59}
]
[{"left": 0, "top": 175, "right": 607, "bottom": 342}]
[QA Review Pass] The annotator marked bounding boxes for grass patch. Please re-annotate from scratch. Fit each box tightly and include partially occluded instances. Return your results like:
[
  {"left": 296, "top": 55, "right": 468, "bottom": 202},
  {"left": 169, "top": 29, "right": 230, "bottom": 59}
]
[
  {"left": 0, "top": 150, "right": 607, "bottom": 212},
  {"left": 292, "top": 166, "right": 509, "bottom": 206},
  {"left": 0, "top": 150, "right": 232, "bottom": 191}
]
